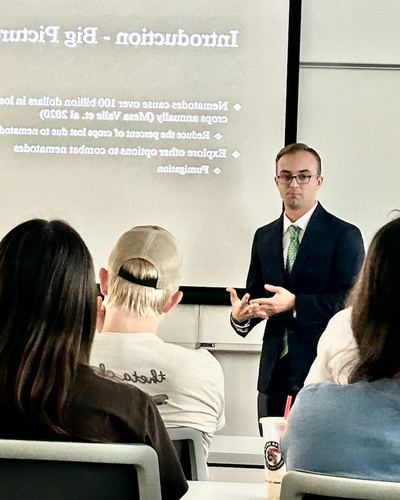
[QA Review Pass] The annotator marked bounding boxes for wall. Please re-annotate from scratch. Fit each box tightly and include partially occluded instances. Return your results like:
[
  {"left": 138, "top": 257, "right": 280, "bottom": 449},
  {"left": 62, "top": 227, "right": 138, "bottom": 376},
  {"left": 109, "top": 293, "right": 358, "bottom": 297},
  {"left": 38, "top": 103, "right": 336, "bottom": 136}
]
[{"left": 299, "top": 0, "right": 400, "bottom": 246}]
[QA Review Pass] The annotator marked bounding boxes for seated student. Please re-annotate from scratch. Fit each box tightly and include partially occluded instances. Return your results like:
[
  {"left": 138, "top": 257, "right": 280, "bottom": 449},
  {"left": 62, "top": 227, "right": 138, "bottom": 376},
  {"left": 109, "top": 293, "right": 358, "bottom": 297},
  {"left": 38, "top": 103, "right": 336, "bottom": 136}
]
[
  {"left": 91, "top": 225, "right": 225, "bottom": 454},
  {"left": 0, "top": 219, "right": 187, "bottom": 500},
  {"left": 281, "top": 217, "right": 400, "bottom": 483}
]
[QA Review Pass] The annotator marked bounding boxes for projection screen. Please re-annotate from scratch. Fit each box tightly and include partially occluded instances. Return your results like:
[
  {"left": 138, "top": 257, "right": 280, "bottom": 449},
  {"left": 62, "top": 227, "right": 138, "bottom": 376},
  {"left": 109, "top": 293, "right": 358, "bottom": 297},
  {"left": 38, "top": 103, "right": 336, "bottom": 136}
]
[{"left": 0, "top": 0, "right": 290, "bottom": 292}]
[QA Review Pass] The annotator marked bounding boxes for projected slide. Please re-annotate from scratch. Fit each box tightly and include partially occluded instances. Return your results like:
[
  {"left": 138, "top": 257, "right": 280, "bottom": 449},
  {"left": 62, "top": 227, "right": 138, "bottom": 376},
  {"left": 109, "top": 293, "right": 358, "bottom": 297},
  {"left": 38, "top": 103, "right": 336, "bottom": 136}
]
[{"left": 0, "top": 0, "right": 289, "bottom": 288}]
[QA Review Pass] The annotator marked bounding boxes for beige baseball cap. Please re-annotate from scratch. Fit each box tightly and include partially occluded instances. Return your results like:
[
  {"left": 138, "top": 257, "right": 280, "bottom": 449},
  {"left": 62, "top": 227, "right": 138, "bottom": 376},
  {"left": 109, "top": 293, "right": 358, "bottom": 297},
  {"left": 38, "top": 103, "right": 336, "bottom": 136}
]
[{"left": 108, "top": 226, "right": 182, "bottom": 290}]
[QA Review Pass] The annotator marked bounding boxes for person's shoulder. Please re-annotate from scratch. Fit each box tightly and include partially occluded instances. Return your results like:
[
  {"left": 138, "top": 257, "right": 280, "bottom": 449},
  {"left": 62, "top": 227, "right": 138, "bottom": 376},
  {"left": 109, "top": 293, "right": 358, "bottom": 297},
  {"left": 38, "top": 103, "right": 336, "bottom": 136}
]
[
  {"left": 298, "top": 381, "right": 337, "bottom": 394},
  {"left": 193, "top": 347, "right": 224, "bottom": 370},
  {"left": 256, "top": 215, "right": 282, "bottom": 232},
  {"left": 165, "top": 343, "right": 223, "bottom": 370},
  {"left": 159, "top": 344, "right": 225, "bottom": 389},
  {"left": 296, "top": 381, "right": 347, "bottom": 403},
  {"left": 253, "top": 215, "right": 283, "bottom": 243},
  {"left": 317, "top": 307, "right": 354, "bottom": 353},
  {"left": 297, "top": 380, "right": 372, "bottom": 411},
  {"left": 368, "top": 378, "right": 400, "bottom": 396},
  {"left": 297, "top": 380, "right": 400, "bottom": 417},
  {"left": 315, "top": 204, "right": 361, "bottom": 233},
  {"left": 327, "top": 307, "right": 352, "bottom": 328}
]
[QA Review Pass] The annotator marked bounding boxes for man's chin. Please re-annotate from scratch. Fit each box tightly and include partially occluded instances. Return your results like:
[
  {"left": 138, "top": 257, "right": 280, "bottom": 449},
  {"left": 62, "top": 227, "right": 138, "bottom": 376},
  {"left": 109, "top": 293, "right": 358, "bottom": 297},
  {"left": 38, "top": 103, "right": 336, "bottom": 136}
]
[{"left": 285, "top": 199, "right": 302, "bottom": 210}]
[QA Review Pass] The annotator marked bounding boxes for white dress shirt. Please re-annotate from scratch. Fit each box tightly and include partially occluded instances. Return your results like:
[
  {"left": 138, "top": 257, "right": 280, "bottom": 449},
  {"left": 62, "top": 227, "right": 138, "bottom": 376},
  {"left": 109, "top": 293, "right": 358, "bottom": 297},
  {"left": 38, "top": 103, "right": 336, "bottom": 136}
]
[{"left": 282, "top": 201, "right": 318, "bottom": 262}]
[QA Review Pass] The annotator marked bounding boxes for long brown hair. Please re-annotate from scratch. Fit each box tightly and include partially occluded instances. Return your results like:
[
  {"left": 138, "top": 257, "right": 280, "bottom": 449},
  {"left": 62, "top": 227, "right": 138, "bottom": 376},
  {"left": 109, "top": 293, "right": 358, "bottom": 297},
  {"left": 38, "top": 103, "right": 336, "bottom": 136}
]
[
  {"left": 348, "top": 216, "right": 400, "bottom": 383},
  {"left": 0, "top": 219, "right": 97, "bottom": 434}
]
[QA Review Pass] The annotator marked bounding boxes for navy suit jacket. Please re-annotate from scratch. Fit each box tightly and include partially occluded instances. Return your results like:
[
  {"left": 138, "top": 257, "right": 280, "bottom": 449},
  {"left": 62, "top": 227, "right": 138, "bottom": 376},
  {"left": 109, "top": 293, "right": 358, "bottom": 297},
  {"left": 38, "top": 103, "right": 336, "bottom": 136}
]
[{"left": 235, "top": 203, "right": 365, "bottom": 394}]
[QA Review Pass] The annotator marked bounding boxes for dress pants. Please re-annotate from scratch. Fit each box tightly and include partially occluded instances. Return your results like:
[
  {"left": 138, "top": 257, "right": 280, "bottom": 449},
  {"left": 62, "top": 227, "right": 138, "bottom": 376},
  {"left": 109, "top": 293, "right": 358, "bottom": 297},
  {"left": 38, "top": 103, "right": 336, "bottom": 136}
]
[{"left": 257, "top": 354, "right": 301, "bottom": 435}]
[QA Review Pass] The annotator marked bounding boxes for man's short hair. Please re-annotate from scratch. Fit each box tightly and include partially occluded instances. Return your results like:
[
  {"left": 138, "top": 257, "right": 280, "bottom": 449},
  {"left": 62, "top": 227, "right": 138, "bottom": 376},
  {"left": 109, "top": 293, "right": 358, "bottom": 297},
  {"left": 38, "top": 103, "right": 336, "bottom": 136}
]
[
  {"left": 275, "top": 143, "right": 322, "bottom": 175},
  {"left": 107, "top": 226, "right": 182, "bottom": 318}
]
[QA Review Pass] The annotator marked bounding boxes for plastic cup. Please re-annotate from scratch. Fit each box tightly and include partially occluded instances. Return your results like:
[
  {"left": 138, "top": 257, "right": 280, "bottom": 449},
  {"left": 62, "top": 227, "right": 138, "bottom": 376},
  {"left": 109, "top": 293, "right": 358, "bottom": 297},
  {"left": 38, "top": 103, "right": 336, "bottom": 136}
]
[{"left": 259, "top": 417, "right": 287, "bottom": 500}]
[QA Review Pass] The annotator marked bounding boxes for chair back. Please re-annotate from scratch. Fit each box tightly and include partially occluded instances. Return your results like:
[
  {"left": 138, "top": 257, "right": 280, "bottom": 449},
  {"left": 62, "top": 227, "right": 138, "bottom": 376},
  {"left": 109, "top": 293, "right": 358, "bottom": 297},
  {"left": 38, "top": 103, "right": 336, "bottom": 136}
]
[
  {"left": 0, "top": 439, "right": 161, "bottom": 500},
  {"left": 281, "top": 470, "right": 400, "bottom": 500},
  {"left": 167, "top": 427, "right": 208, "bottom": 481}
]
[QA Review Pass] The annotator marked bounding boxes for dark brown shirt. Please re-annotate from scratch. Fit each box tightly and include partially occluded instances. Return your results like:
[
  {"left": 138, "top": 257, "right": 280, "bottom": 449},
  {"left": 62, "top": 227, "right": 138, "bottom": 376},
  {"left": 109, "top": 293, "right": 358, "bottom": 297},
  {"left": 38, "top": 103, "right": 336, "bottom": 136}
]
[{"left": 0, "top": 366, "right": 188, "bottom": 500}]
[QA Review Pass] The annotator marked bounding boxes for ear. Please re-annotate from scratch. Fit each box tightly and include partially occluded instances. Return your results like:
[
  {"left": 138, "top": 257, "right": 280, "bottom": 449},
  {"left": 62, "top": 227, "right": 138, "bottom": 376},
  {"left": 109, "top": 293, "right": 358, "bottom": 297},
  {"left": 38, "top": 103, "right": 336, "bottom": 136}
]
[
  {"left": 99, "top": 267, "right": 108, "bottom": 296},
  {"left": 274, "top": 176, "right": 279, "bottom": 188},
  {"left": 163, "top": 291, "right": 183, "bottom": 314},
  {"left": 316, "top": 175, "right": 324, "bottom": 189}
]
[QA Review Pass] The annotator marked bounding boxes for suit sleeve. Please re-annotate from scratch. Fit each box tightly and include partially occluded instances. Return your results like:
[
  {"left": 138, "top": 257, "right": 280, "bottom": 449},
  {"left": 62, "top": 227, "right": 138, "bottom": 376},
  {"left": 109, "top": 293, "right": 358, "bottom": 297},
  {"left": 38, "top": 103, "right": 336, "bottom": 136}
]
[
  {"left": 295, "top": 225, "right": 365, "bottom": 327},
  {"left": 230, "top": 231, "right": 265, "bottom": 338}
]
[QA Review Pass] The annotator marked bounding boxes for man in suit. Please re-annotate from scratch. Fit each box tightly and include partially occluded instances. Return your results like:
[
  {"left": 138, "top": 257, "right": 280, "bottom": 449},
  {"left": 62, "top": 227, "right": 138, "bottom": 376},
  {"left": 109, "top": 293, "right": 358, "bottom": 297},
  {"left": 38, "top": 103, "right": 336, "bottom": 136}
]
[{"left": 227, "top": 143, "right": 365, "bottom": 420}]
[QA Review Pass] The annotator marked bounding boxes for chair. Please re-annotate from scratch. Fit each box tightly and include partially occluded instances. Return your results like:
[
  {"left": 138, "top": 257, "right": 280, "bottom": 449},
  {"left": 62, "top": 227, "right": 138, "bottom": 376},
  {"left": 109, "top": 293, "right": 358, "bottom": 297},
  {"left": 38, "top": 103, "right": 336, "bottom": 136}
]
[
  {"left": 280, "top": 470, "right": 400, "bottom": 500},
  {"left": 167, "top": 427, "right": 208, "bottom": 481},
  {"left": 0, "top": 439, "right": 161, "bottom": 500}
]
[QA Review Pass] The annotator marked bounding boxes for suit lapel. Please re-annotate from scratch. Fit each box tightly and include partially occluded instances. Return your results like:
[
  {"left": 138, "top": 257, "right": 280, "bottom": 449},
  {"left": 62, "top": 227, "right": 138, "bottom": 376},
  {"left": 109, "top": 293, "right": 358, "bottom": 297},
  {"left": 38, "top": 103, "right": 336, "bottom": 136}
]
[{"left": 262, "top": 216, "right": 286, "bottom": 286}]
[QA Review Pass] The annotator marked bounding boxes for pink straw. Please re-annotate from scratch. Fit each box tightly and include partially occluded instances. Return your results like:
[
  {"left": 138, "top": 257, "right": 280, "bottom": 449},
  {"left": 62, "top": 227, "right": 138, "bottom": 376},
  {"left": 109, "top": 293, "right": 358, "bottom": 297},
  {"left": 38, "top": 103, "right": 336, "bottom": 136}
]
[{"left": 284, "top": 395, "right": 293, "bottom": 420}]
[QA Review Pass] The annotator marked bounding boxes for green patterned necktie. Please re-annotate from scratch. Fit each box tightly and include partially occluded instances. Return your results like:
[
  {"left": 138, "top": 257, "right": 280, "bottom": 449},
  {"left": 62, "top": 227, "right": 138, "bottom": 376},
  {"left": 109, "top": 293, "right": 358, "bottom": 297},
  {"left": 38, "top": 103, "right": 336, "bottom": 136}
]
[
  {"left": 286, "top": 225, "right": 301, "bottom": 273},
  {"left": 281, "top": 225, "right": 301, "bottom": 358}
]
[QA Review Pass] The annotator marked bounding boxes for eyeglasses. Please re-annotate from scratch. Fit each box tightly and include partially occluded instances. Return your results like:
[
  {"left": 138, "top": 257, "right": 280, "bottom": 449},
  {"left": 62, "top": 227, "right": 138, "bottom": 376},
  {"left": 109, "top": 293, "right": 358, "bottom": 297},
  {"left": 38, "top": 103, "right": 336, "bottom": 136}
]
[{"left": 276, "top": 173, "right": 320, "bottom": 185}]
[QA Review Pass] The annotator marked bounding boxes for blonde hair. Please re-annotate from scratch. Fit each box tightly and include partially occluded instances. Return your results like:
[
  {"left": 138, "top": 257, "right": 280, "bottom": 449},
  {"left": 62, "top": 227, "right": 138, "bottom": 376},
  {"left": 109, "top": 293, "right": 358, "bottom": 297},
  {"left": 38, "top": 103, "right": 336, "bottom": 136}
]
[{"left": 107, "top": 258, "right": 177, "bottom": 318}]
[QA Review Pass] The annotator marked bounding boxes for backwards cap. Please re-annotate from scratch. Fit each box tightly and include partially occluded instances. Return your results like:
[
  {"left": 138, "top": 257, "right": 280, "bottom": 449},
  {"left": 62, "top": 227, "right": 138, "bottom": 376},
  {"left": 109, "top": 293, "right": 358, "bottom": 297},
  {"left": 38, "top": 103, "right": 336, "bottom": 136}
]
[{"left": 108, "top": 226, "right": 182, "bottom": 290}]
